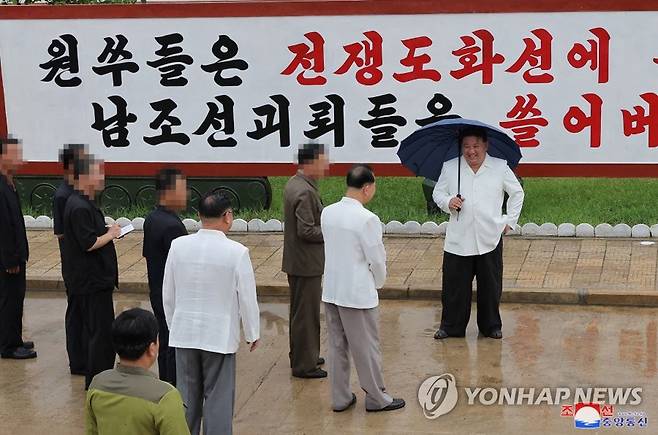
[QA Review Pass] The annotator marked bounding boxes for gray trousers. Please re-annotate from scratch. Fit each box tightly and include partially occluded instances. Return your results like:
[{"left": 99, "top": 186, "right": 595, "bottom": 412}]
[
  {"left": 176, "top": 348, "right": 236, "bottom": 435},
  {"left": 324, "top": 302, "right": 393, "bottom": 410}
]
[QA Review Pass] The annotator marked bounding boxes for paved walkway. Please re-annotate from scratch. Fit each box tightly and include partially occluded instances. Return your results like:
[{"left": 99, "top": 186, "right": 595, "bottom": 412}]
[
  {"left": 25, "top": 230, "right": 658, "bottom": 306},
  {"left": 3, "top": 293, "right": 657, "bottom": 434}
]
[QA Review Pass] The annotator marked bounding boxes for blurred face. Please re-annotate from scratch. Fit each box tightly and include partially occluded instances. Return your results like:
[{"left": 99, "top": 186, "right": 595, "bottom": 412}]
[
  {"left": 0, "top": 142, "right": 24, "bottom": 173},
  {"left": 78, "top": 160, "right": 105, "bottom": 195},
  {"left": 162, "top": 176, "right": 188, "bottom": 211},
  {"left": 462, "top": 136, "right": 488, "bottom": 169},
  {"left": 304, "top": 152, "right": 329, "bottom": 179}
]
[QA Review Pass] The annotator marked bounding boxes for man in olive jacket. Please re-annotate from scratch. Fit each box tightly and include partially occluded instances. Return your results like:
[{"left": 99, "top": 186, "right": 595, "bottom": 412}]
[{"left": 282, "top": 143, "right": 328, "bottom": 378}]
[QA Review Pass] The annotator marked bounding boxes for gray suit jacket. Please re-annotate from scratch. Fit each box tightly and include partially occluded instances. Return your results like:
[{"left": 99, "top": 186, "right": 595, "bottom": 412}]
[{"left": 282, "top": 172, "right": 324, "bottom": 277}]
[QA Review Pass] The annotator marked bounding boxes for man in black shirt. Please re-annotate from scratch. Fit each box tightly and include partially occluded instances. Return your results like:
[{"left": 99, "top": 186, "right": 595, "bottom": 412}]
[
  {"left": 0, "top": 137, "right": 36, "bottom": 360},
  {"left": 143, "top": 168, "right": 188, "bottom": 385},
  {"left": 53, "top": 143, "right": 87, "bottom": 374},
  {"left": 62, "top": 156, "right": 121, "bottom": 388}
]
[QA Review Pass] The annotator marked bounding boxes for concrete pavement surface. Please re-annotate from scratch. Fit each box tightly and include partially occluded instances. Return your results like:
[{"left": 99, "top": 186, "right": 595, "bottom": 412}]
[
  {"left": 24, "top": 230, "right": 658, "bottom": 307},
  {"left": 1, "top": 292, "right": 656, "bottom": 434}
]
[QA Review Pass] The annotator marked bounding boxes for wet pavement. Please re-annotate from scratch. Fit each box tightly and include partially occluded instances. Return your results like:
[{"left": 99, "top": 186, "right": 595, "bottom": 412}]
[{"left": 1, "top": 292, "right": 656, "bottom": 434}]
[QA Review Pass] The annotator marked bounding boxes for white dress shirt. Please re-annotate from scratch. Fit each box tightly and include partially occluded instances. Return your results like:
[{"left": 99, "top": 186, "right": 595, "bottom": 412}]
[
  {"left": 321, "top": 197, "right": 386, "bottom": 309},
  {"left": 433, "top": 155, "right": 524, "bottom": 256},
  {"left": 162, "top": 229, "right": 260, "bottom": 354}
]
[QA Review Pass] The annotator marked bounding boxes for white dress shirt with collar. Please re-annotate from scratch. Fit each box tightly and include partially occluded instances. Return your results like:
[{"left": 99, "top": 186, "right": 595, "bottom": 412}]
[
  {"left": 162, "top": 229, "right": 260, "bottom": 354},
  {"left": 321, "top": 197, "right": 386, "bottom": 309},
  {"left": 433, "top": 155, "right": 524, "bottom": 257}
]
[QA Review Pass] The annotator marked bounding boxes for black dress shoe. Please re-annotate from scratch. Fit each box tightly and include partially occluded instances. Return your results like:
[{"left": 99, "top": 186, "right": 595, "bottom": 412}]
[
  {"left": 434, "top": 329, "right": 449, "bottom": 339},
  {"left": 333, "top": 393, "right": 357, "bottom": 412},
  {"left": 22, "top": 341, "right": 34, "bottom": 350},
  {"left": 1, "top": 347, "right": 37, "bottom": 359},
  {"left": 366, "top": 398, "right": 406, "bottom": 412},
  {"left": 487, "top": 330, "right": 503, "bottom": 339},
  {"left": 293, "top": 368, "right": 327, "bottom": 379},
  {"left": 317, "top": 357, "right": 325, "bottom": 366}
]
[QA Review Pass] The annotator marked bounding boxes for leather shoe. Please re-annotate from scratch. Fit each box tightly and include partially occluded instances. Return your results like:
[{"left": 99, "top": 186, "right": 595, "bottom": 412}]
[
  {"left": 22, "top": 341, "right": 34, "bottom": 350},
  {"left": 317, "top": 357, "right": 325, "bottom": 366},
  {"left": 434, "top": 329, "right": 449, "bottom": 339},
  {"left": 333, "top": 393, "right": 357, "bottom": 412},
  {"left": 487, "top": 330, "right": 503, "bottom": 339},
  {"left": 293, "top": 368, "right": 327, "bottom": 379},
  {"left": 1, "top": 347, "right": 37, "bottom": 359},
  {"left": 367, "top": 398, "right": 406, "bottom": 412}
]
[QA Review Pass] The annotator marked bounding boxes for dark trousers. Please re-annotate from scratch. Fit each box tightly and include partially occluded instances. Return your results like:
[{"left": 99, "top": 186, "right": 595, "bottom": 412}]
[
  {"left": 287, "top": 275, "right": 321, "bottom": 376},
  {"left": 65, "top": 291, "right": 88, "bottom": 373},
  {"left": 0, "top": 264, "right": 26, "bottom": 354},
  {"left": 150, "top": 292, "right": 176, "bottom": 385},
  {"left": 441, "top": 240, "right": 503, "bottom": 336},
  {"left": 70, "top": 289, "right": 115, "bottom": 389}
]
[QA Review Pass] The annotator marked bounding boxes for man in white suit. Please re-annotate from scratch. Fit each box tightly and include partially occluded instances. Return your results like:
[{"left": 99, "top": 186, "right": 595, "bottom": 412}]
[
  {"left": 321, "top": 164, "right": 405, "bottom": 413},
  {"left": 163, "top": 193, "right": 260, "bottom": 435},
  {"left": 433, "top": 126, "right": 524, "bottom": 340}
]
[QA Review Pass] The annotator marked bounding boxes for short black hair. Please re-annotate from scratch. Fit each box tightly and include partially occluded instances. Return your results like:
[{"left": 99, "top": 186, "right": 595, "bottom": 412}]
[
  {"left": 111, "top": 308, "right": 159, "bottom": 361},
  {"left": 458, "top": 126, "right": 488, "bottom": 145},
  {"left": 59, "top": 144, "right": 85, "bottom": 171},
  {"left": 346, "top": 164, "right": 375, "bottom": 189},
  {"left": 198, "top": 192, "right": 232, "bottom": 219},
  {"left": 0, "top": 136, "right": 20, "bottom": 155},
  {"left": 155, "top": 168, "right": 184, "bottom": 196},
  {"left": 297, "top": 142, "right": 324, "bottom": 165},
  {"left": 72, "top": 154, "right": 91, "bottom": 180}
]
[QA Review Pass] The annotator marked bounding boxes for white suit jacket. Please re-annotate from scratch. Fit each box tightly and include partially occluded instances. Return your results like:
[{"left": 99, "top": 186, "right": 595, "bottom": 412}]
[
  {"left": 163, "top": 229, "right": 260, "bottom": 354},
  {"left": 433, "top": 155, "right": 524, "bottom": 256},
  {"left": 321, "top": 197, "right": 386, "bottom": 309}
]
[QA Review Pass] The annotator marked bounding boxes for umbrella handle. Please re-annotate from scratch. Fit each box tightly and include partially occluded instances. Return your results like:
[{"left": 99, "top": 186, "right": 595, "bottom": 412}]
[{"left": 456, "top": 193, "right": 462, "bottom": 212}]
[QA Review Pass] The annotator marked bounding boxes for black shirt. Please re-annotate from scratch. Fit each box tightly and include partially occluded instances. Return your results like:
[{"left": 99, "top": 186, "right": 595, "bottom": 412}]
[
  {"left": 143, "top": 206, "right": 187, "bottom": 297},
  {"left": 0, "top": 174, "right": 28, "bottom": 269},
  {"left": 62, "top": 191, "right": 118, "bottom": 294},
  {"left": 53, "top": 181, "right": 73, "bottom": 236}
]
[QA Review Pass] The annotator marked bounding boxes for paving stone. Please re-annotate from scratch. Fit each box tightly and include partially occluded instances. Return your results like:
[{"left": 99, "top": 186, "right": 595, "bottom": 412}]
[
  {"left": 385, "top": 221, "right": 404, "bottom": 234},
  {"left": 232, "top": 218, "right": 248, "bottom": 232},
  {"left": 248, "top": 219, "right": 265, "bottom": 232},
  {"left": 611, "top": 224, "right": 632, "bottom": 238},
  {"left": 131, "top": 217, "right": 145, "bottom": 231},
  {"left": 183, "top": 218, "right": 201, "bottom": 232},
  {"left": 575, "top": 223, "right": 595, "bottom": 237},
  {"left": 401, "top": 221, "right": 422, "bottom": 234},
  {"left": 35, "top": 216, "right": 52, "bottom": 229},
  {"left": 632, "top": 224, "right": 651, "bottom": 238},
  {"left": 595, "top": 223, "right": 614, "bottom": 237},
  {"left": 557, "top": 223, "right": 576, "bottom": 237},
  {"left": 538, "top": 223, "right": 558, "bottom": 236},
  {"left": 420, "top": 221, "right": 440, "bottom": 235},
  {"left": 262, "top": 219, "right": 283, "bottom": 232},
  {"left": 521, "top": 223, "right": 540, "bottom": 236}
]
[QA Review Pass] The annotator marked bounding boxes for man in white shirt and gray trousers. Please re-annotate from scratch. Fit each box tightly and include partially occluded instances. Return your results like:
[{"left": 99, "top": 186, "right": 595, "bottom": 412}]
[
  {"left": 163, "top": 192, "right": 260, "bottom": 435},
  {"left": 321, "top": 164, "right": 405, "bottom": 413},
  {"left": 433, "top": 126, "right": 524, "bottom": 340}
]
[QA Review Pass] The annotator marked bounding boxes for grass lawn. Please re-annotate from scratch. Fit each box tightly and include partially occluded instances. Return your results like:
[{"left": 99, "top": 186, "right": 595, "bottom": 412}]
[
  {"left": 24, "top": 177, "right": 658, "bottom": 225},
  {"left": 237, "top": 177, "right": 658, "bottom": 226}
]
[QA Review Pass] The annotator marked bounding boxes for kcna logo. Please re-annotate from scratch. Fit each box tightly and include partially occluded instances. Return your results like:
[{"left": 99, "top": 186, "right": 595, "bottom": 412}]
[{"left": 417, "top": 373, "right": 459, "bottom": 419}]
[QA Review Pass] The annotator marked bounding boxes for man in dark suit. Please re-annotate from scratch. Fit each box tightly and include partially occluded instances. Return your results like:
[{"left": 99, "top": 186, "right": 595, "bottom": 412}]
[
  {"left": 63, "top": 156, "right": 121, "bottom": 388},
  {"left": 143, "top": 168, "right": 188, "bottom": 385},
  {"left": 0, "top": 137, "right": 36, "bottom": 360},
  {"left": 282, "top": 143, "right": 328, "bottom": 378},
  {"left": 53, "top": 143, "right": 87, "bottom": 374}
]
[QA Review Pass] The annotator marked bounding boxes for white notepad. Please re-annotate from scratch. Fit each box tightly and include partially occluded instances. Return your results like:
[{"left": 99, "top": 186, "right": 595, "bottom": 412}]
[{"left": 119, "top": 224, "right": 135, "bottom": 238}]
